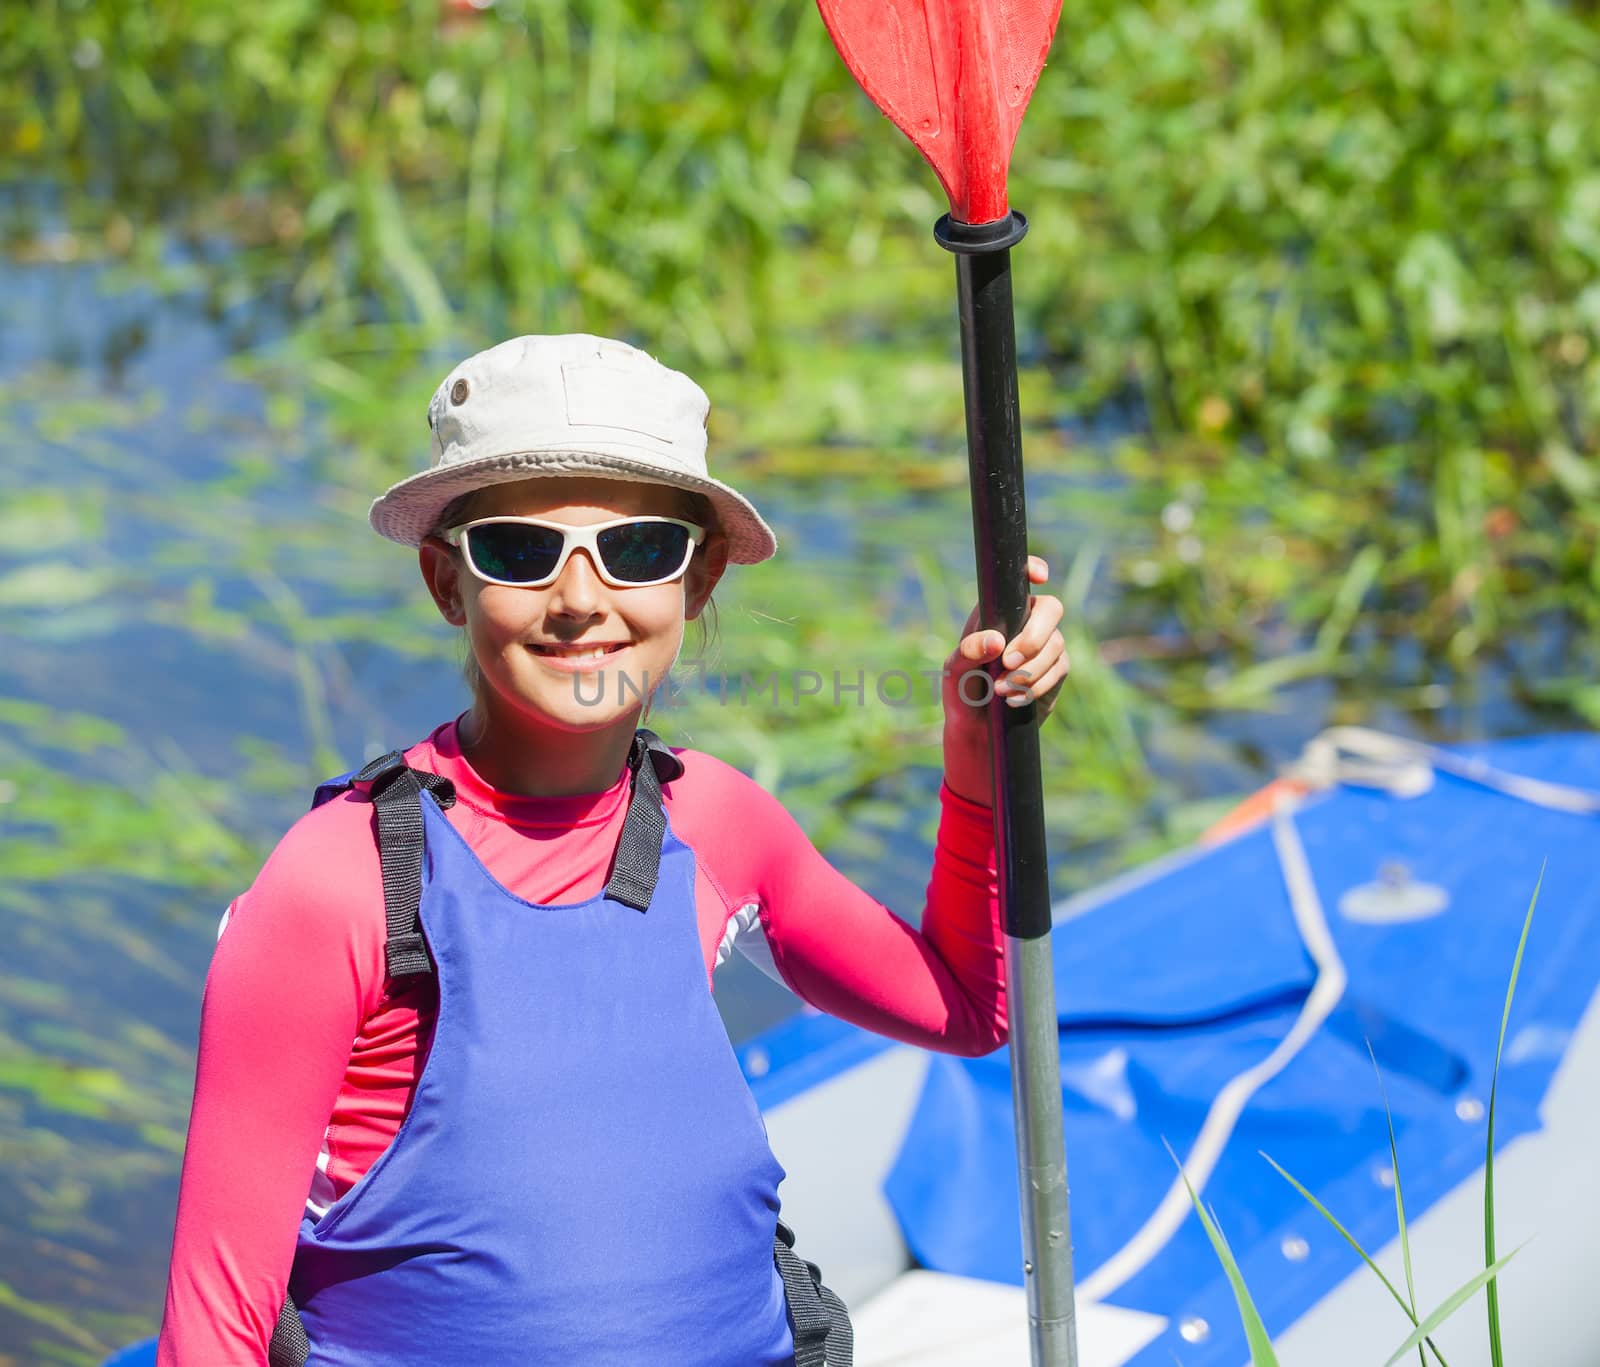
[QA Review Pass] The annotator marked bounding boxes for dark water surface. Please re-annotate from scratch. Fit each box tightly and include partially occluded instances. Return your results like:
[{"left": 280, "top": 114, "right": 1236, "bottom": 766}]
[{"left": 0, "top": 254, "right": 1573, "bottom": 1363}]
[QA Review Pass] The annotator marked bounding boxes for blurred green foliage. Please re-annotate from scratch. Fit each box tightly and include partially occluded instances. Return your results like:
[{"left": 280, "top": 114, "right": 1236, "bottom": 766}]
[{"left": 4, "top": 0, "right": 1597, "bottom": 677}]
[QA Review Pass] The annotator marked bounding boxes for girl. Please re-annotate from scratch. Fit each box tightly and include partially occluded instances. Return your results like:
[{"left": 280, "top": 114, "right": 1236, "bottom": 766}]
[{"left": 157, "top": 333, "right": 1069, "bottom": 1366}]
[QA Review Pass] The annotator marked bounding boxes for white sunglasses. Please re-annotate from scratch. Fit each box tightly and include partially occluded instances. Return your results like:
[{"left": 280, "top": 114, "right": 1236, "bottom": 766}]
[{"left": 442, "top": 514, "right": 706, "bottom": 589}]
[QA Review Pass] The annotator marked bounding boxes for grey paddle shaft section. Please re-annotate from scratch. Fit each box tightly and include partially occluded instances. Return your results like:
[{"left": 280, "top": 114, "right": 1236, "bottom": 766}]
[
  {"left": 1007, "top": 932, "right": 1077, "bottom": 1364},
  {"left": 936, "top": 208, "right": 1079, "bottom": 1367}
]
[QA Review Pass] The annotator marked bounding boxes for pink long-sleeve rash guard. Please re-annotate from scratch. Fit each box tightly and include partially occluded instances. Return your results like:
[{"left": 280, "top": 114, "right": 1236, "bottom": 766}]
[{"left": 159, "top": 718, "right": 1007, "bottom": 1365}]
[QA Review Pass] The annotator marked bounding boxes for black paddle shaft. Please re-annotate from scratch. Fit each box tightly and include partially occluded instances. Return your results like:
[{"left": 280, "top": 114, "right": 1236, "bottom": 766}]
[
  {"left": 936, "top": 210, "right": 1052, "bottom": 942},
  {"left": 937, "top": 210, "right": 1078, "bottom": 1366}
]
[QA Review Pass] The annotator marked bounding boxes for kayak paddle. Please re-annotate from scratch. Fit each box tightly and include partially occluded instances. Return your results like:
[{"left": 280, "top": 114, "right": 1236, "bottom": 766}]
[{"left": 811, "top": 3, "right": 1077, "bottom": 1364}]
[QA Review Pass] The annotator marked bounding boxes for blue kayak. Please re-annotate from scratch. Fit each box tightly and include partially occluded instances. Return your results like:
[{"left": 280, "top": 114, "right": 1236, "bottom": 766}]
[{"left": 880, "top": 728, "right": 1600, "bottom": 1364}]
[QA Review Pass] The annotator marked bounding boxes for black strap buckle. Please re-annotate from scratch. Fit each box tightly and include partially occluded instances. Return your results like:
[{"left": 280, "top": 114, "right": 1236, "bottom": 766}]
[
  {"left": 636, "top": 727, "right": 685, "bottom": 783},
  {"left": 773, "top": 1219, "right": 853, "bottom": 1366},
  {"left": 354, "top": 750, "right": 409, "bottom": 789},
  {"left": 385, "top": 931, "right": 432, "bottom": 979}
]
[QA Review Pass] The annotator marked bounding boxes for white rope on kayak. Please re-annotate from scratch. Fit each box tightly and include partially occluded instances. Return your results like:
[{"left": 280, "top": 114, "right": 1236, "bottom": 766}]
[
  {"left": 1079, "top": 788, "right": 1348, "bottom": 1303},
  {"left": 1076, "top": 722, "right": 1600, "bottom": 1303},
  {"left": 1290, "top": 725, "right": 1600, "bottom": 815}
]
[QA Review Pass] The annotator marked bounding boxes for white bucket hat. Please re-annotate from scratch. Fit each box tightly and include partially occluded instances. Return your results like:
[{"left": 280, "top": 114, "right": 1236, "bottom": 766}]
[{"left": 369, "top": 334, "right": 778, "bottom": 564}]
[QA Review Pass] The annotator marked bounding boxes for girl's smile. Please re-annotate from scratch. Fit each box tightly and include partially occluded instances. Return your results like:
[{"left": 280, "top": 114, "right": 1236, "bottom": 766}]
[{"left": 527, "top": 640, "right": 634, "bottom": 669}]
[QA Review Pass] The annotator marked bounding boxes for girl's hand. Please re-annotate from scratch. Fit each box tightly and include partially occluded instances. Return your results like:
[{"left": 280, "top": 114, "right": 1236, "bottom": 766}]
[{"left": 942, "top": 557, "right": 1069, "bottom": 801}]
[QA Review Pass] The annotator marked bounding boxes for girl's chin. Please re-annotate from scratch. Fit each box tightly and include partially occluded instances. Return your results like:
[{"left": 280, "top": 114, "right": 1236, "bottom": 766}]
[{"left": 499, "top": 691, "right": 645, "bottom": 735}]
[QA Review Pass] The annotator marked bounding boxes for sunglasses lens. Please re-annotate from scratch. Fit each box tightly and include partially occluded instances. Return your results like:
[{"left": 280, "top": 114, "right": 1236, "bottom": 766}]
[
  {"left": 597, "top": 521, "right": 693, "bottom": 583},
  {"left": 465, "top": 523, "right": 565, "bottom": 584}
]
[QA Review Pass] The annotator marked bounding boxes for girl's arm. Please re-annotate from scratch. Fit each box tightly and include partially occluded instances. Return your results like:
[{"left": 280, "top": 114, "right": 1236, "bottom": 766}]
[
  {"left": 719, "top": 761, "right": 1011, "bottom": 1055},
  {"left": 684, "top": 556, "right": 1067, "bottom": 1055},
  {"left": 158, "top": 803, "right": 384, "bottom": 1366}
]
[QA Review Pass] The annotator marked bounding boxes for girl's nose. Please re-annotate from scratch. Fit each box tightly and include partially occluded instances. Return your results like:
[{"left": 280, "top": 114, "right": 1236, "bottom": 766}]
[{"left": 548, "top": 546, "right": 605, "bottom": 615}]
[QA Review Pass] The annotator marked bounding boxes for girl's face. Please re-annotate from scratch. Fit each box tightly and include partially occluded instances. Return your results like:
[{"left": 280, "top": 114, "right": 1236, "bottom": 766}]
[{"left": 420, "top": 476, "right": 727, "bottom": 735}]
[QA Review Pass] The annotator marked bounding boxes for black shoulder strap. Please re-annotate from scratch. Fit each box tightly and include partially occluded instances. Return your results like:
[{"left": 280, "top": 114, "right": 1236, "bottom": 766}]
[
  {"left": 267, "top": 754, "right": 458, "bottom": 1366},
  {"left": 775, "top": 1219, "right": 854, "bottom": 1367},
  {"left": 601, "top": 728, "right": 683, "bottom": 913},
  {"left": 353, "top": 750, "right": 458, "bottom": 979},
  {"left": 267, "top": 1293, "right": 309, "bottom": 1367}
]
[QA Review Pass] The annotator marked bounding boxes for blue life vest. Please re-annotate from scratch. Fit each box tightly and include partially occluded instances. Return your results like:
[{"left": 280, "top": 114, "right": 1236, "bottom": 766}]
[{"left": 267, "top": 731, "right": 850, "bottom": 1367}]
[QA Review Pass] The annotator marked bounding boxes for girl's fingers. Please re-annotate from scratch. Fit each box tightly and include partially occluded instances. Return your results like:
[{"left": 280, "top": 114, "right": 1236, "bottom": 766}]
[
  {"left": 996, "top": 635, "right": 1068, "bottom": 700},
  {"left": 1004, "top": 649, "right": 1068, "bottom": 694},
  {"left": 958, "top": 628, "right": 1006, "bottom": 662},
  {"left": 950, "top": 558, "right": 1068, "bottom": 714},
  {"left": 956, "top": 561, "right": 1055, "bottom": 665},
  {"left": 1001, "top": 594, "right": 1065, "bottom": 668}
]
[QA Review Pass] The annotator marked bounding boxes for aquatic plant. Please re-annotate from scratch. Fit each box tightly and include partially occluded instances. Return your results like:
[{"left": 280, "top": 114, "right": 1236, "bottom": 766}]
[{"left": 1181, "top": 868, "right": 1543, "bottom": 1364}]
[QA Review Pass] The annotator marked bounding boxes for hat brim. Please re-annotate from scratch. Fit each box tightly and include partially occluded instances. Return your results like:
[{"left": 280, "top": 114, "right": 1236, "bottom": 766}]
[{"left": 368, "top": 450, "right": 778, "bottom": 565}]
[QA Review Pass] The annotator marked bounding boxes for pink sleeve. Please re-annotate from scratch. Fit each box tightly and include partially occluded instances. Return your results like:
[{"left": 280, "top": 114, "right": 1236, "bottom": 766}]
[
  {"left": 678, "top": 756, "right": 1006, "bottom": 1055},
  {"left": 157, "top": 797, "right": 385, "bottom": 1367}
]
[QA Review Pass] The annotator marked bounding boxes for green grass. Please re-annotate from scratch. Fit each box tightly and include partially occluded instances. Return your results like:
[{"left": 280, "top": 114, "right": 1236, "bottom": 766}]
[
  {"left": 1484, "top": 864, "right": 1542, "bottom": 1366},
  {"left": 1171, "top": 1139, "right": 1282, "bottom": 1367},
  {"left": 1179, "top": 870, "right": 1545, "bottom": 1363}
]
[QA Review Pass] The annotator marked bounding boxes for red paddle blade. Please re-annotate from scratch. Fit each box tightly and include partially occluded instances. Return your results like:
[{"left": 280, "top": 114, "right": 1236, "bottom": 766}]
[{"left": 815, "top": 0, "right": 1062, "bottom": 225}]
